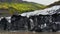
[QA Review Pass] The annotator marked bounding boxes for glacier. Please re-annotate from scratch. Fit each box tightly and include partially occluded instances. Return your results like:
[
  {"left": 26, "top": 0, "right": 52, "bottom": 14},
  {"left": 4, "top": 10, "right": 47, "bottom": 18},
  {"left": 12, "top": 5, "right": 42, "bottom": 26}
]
[
  {"left": 0, "top": 5, "right": 60, "bottom": 32},
  {"left": 21, "top": 5, "right": 60, "bottom": 17}
]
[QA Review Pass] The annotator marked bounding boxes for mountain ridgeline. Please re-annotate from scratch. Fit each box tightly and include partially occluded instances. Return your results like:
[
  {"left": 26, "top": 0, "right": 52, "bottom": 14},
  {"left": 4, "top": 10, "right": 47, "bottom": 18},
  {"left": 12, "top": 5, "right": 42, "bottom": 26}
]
[
  {"left": 47, "top": 1, "right": 60, "bottom": 7},
  {"left": 0, "top": 0, "right": 60, "bottom": 32},
  {"left": 0, "top": 0, "right": 46, "bottom": 16},
  {"left": 0, "top": 0, "right": 23, "bottom": 2}
]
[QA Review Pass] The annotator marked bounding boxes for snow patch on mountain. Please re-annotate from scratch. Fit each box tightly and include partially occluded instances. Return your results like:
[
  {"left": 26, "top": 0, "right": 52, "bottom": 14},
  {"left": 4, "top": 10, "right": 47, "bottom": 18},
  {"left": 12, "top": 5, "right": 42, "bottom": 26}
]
[
  {"left": 21, "top": 5, "right": 60, "bottom": 17},
  {"left": 0, "top": 17, "right": 4, "bottom": 20},
  {"left": 5, "top": 17, "right": 11, "bottom": 23}
]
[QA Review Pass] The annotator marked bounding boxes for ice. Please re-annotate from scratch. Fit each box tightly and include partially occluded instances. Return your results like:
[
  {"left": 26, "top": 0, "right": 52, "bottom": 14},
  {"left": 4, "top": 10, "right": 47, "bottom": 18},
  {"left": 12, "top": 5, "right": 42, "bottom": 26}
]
[
  {"left": 0, "top": 17, "right": 4, "bottom": 20},
  {"left": 5, "top": 17, "right": 11, "bottom": 23},
  {"left": 21, "top": 5, "right": 60, "bottom": 17}
]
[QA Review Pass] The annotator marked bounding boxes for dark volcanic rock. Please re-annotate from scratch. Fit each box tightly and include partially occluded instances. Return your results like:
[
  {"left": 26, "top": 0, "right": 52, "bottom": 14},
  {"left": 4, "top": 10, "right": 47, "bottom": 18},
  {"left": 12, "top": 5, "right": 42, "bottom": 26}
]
[
  {"left": 28, "top": 15, "right": 39, "bottom": 31},
  {"left": 10, "top": 15, "right": 29, "bottom": 30},
  {"left": 0, "top": 17, "right": 9, "bottom": 30},
  {"left": 0, "top": 14, "right": 60, "bottom": 32}
]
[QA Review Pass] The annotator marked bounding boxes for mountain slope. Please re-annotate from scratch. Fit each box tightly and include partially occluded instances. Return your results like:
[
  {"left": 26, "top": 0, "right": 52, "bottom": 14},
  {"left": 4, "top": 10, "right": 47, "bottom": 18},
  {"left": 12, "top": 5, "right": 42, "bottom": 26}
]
[
  {"left": 21, "top": 5, "right": 60, "bottom": 17},
  {"left": 47, "top": 1, "right": 60, "bottom": 7},
  {"left": 0, "top": 2, "right": 46, "bottom": 15},
  {"left": 0, "top": 0, "right": 23, "bottom": 2},
  {"left": 20, "top": 1, "right": 60, "bottom": 17}
]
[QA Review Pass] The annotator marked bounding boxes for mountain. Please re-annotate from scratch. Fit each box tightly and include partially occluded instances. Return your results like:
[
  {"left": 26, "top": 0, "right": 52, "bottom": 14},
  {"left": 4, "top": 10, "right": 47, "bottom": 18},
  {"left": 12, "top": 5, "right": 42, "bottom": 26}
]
[
  {"left": 0, "top": 1, "right": 46, "bottom": 16},
  {"left": 47, "top": 1, "right": 60, "bottom": 7},
  {"left": 21, "top": 5, "right": 60, "bottom": 17},
  {"left": 0, "top": 0, "right": 23, "bottom": 2}
]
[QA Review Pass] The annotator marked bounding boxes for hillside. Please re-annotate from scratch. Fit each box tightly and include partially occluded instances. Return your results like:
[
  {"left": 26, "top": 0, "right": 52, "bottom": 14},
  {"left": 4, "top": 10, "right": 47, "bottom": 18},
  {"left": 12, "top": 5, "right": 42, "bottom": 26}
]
[
  {"left": 47, "top": 1, "right": 60, "bottom": 7},
  {"left": 0, "top": 2, "right": 46, "bottom": 15},
  {"left": 0, "top": 0, "right": 23, "bottom": 2}
]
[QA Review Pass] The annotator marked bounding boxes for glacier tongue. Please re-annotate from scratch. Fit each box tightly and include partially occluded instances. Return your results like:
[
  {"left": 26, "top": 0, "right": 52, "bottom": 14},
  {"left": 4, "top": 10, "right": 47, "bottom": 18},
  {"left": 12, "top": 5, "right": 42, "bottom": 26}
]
[{"left": 21, "top": 5, "right": 60, "bottom": 17}]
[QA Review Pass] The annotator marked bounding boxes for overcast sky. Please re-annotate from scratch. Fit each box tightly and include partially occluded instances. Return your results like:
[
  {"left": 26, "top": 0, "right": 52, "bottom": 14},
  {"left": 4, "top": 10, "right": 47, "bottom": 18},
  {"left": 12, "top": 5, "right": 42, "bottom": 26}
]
[{"left": 23, "top": 0, "right": 59, "bottom": 5}]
